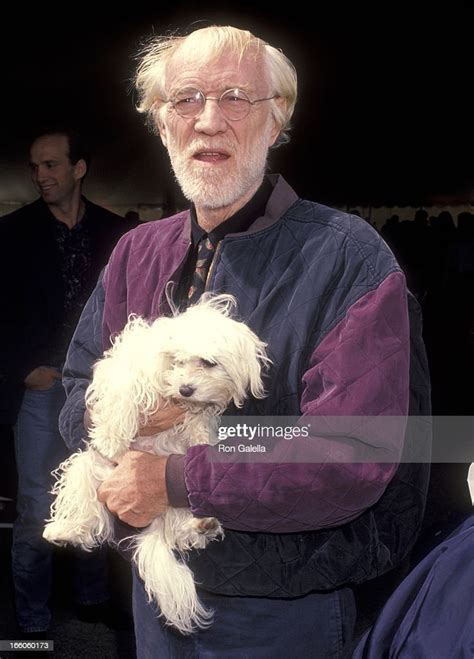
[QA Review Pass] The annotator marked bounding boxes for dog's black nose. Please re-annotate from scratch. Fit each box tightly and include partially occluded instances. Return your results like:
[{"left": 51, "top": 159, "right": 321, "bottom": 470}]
[{"left": 179, "top": 385, "right": 195, "bottom": 397}]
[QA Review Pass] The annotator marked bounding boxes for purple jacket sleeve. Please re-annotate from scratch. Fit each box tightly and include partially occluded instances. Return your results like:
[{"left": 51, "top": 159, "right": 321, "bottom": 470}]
[{"left": 171, "top": 271, "right": 410, "bottom": 532}]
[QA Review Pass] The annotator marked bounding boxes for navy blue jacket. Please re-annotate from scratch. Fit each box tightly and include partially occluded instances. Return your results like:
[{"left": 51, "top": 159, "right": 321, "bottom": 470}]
[{"left": 60, "top": 176, "right": 431, "bottom": 596}]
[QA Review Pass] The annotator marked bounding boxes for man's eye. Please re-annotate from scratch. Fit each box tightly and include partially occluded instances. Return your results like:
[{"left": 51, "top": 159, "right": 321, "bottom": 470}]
[
  {"left": 222, "top": 89, "right": 249, "bottom": 103},
  {"left": 200, "top": 358, "right": 217, "bottom": 368},
  {"left": 175, "top": 94, "right": 200, "bottom": 106},
  {"left": 226, "top": 94, "right": 244, "bottom": 103}
]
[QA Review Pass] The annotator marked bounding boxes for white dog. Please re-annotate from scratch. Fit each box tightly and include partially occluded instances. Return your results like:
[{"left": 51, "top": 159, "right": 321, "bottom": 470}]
[{"left": 43, "top": 294, "right": 269, "bottom": 634}]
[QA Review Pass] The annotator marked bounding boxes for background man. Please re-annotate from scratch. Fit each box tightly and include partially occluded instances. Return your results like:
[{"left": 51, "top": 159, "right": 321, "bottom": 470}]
[
  {"left": 0, "top": 129, "right": 135, "bottom": 636},
  {"left": 60, "top": 28, "right": 431, "bottom": 658}
]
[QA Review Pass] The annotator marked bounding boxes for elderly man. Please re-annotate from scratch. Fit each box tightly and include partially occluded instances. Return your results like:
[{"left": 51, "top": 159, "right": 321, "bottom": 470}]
[{"left": 60, "top": 27, "right": 430, "bottom": 658}]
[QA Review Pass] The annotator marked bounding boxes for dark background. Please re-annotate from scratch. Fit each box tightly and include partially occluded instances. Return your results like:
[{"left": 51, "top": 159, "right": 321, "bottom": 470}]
[
  {"left": 1, "top": 7, "right": 473, "bottom": 208},
  {"left": 1, "top": 8, "right": 473, "bottom": 652}
]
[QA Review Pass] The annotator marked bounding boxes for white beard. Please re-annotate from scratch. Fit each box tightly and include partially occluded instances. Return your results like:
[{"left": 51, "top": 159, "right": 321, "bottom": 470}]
[{"left": 167, "top": 122, "right": 273, "bottom": 209}]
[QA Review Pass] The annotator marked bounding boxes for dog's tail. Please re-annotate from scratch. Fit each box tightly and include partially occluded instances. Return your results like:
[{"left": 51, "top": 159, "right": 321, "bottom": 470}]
[{"left": 132, "top": 518, "right": 213, "bottom": 635}]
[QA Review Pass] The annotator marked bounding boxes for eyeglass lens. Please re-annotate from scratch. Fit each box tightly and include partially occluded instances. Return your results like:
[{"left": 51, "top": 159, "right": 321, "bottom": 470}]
[{"left": 172, "top": 88, "right": 252, "bottom": 120}]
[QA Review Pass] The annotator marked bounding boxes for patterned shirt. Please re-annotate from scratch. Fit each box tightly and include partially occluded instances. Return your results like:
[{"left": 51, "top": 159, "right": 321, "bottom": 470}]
[
  {"left": 50, "top": 212, "right": 92, "bottom": 364},
  {"left": 175, "top": 177, "right": 272, "bottom": 307}
]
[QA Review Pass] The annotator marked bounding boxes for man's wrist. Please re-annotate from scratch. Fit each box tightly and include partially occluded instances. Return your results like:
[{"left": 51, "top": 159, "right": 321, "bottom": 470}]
[{"left": 165, "top": 454, "right": 189, "bottom": 507}]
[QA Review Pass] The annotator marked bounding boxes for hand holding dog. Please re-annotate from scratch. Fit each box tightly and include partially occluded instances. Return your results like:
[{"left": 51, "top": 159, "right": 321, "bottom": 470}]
[
  {"left": 138, "top": 405, "right": 186, "bottom": 436},
  {"left": 98, "top": 451, "right": 169, "bottom": 527}
]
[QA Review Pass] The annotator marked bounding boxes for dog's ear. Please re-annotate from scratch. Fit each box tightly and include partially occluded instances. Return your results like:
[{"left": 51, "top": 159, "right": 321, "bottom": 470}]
[
  {"left": 86, "top": 317, "right": 170, "bottom": 459},
  {"left": 226, "top": 326, "right": 270, "bottom": 407},
  {"left": 246, "top": 338, "right": 270, "bottom": 400},
  {"left": 144, "top": 317, "right": 176, "bottom": 391},
  {"left": 86, "top": 353, "right": 147, "bottom": 459}
]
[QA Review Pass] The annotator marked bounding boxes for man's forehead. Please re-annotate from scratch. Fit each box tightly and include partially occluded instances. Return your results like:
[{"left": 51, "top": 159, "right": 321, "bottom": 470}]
[
  {"left": 30, "top": 134, "right": 69, "bottom": 159},
  {"left": 165, "top": 45, "right": 265, "bottom": 90}
]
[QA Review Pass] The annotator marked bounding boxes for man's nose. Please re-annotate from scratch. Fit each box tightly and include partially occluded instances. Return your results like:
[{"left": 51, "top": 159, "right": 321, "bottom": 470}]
[
  {"left": 193, "top": 99, "right": 228, "bottom": 135},
  {"left": 35, "top": 166, "right": 49, "bottom": 183}
]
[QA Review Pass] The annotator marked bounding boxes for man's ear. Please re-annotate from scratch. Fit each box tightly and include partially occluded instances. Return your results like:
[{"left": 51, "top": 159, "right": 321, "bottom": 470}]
[
  {"left": 74, "top": 159, "right": 87, "bottom": 181},
  {"left": 269, "top": 96, "right": 287, "bottom": 147},
  {"left": 158, "top": 123, "right": 168, "bottom": 149},
  {"left": 156, "top": 111, "right": 168, "bottom": 149}
]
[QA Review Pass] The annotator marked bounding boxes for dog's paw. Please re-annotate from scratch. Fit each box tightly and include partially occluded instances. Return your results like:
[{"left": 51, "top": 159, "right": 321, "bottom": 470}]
[
  {"left": 170, "top": 515, "right": 224, "bottom": 551},
  {"left": 43, "top": 522, "right": 72, "bottom": 546},
  {"left": 191, "top": 517, "right": 224, "bottom": 543},
  {"left": 194, "top": 517, "right": 219, "bottom": 534},
  {"left": 43, "top": 522, "right": 91, "bottom": 548}
]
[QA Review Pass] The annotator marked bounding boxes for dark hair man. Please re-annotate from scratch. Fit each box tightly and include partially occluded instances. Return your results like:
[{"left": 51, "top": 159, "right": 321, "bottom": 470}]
[{"left": 0, "top": 129, "right": 135, "bottom": 635}]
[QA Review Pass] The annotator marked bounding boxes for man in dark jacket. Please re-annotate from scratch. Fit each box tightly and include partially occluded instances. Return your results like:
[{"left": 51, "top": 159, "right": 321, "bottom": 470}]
[
  {"left": 0, "top": 129, "right": 134, "bottom": 635},
  {"left": 59, "top": 27, "right": 431, "bottom": 658}
]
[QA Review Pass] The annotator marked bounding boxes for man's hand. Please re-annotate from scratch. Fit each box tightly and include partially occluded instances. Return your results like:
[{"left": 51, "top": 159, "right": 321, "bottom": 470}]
[
  {"left": 97, "top": 451, "right": 169, "bottom": 527},
  {"left": 24, "top": 366, "right": 62, "bottom": 390},
  {"left": 138, "top": 405, "right": 186, "bottom": 437}
]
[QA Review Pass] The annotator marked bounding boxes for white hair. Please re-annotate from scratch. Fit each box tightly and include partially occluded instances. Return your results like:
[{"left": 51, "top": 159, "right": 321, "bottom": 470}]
[{"left": 135, "top": 25, "right": 297, "bottom": 145}]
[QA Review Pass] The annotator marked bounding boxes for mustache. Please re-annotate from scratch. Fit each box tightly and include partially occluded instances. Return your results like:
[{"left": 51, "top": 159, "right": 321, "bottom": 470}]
[{"left": 185, "top": 141, "right": 235, "bottom": 157}]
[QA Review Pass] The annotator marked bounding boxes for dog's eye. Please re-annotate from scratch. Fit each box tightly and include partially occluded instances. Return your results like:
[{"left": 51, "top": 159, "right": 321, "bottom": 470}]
[{"left": 200, "top": 358, "right": 217, "bottom": 368}]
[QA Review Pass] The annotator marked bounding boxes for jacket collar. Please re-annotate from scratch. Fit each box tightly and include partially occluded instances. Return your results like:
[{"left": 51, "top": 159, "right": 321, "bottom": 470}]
[{"left": 176, "top": 174, "right": 299, "bottom": 244}]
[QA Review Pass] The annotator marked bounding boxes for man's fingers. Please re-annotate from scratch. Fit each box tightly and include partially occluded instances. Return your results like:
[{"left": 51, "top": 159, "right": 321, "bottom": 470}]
[
  {"left": 148, "top": 406, "right": 185, "bottom": 424},
  {"left": 138, "top": 406, "right": 186, "bottom": 436},
  {"left": 96, "top": 451, "right": 168, "bottom": 526}
]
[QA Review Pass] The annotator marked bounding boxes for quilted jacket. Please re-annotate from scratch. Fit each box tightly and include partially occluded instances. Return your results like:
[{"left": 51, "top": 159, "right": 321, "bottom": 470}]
[{"left": 60, "top": 175, "right": 431, "bottom": 596}]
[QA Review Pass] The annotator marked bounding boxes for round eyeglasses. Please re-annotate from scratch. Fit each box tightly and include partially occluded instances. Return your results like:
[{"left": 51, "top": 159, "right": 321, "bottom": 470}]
[{"left": 167, "top": 87, "right": 278, "bottom": 121}]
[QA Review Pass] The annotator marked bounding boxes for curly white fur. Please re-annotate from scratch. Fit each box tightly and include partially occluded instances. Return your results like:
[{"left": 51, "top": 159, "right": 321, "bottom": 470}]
[{"left": 43, "top": 294, "right": 269, "bottom": 634}]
